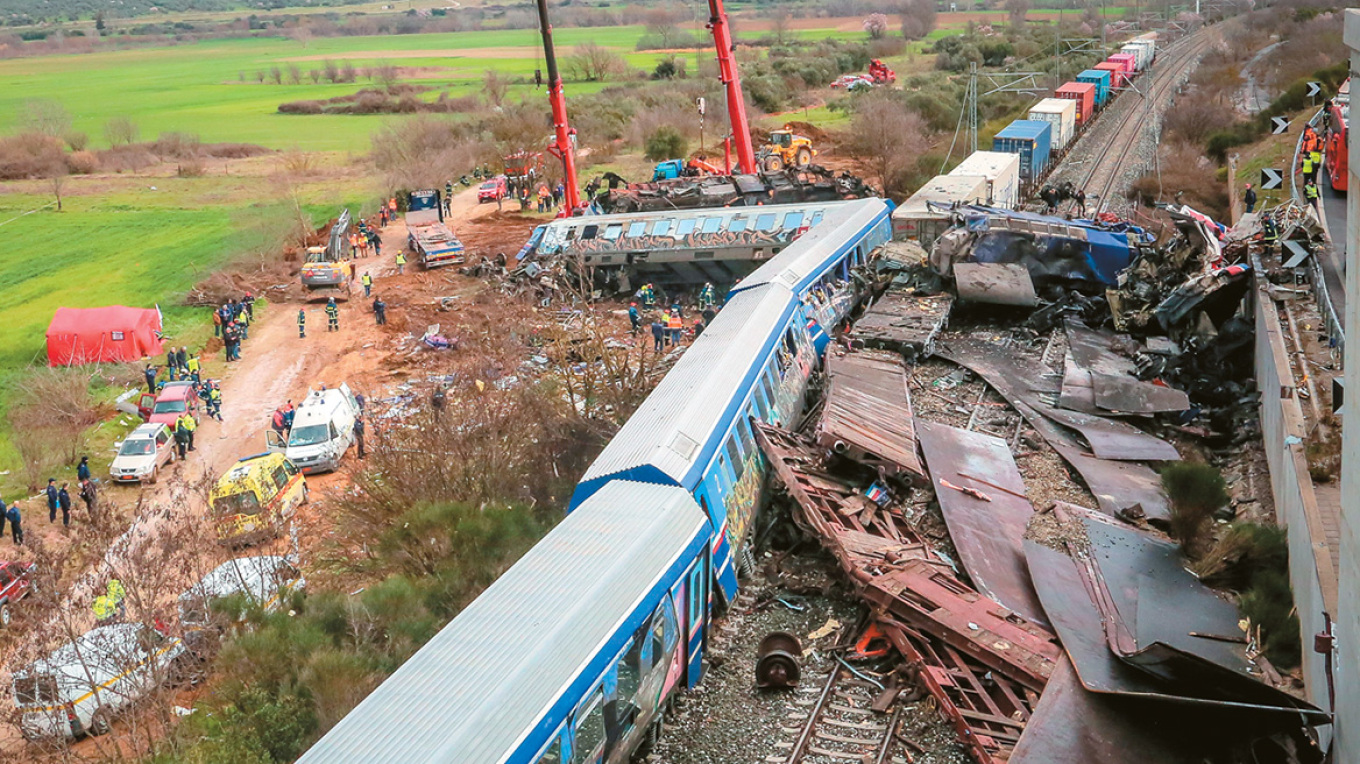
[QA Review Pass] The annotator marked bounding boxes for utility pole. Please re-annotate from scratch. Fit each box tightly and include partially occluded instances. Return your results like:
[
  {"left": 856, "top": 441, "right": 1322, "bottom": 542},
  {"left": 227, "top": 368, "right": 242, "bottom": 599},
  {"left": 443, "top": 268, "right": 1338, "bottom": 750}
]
[{"left": 967, "top": 63, "right": 979, "bottom": 156}]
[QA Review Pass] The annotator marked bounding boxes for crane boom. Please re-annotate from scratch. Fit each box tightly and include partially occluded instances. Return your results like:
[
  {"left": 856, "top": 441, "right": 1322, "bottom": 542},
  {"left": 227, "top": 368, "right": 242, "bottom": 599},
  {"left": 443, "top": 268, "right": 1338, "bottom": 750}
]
[
  {"left": 535, "top": 0, "right": 582, "bottom": 213},
  {"left": 707, "top": 0, "right": 756, "bottom": 175}
]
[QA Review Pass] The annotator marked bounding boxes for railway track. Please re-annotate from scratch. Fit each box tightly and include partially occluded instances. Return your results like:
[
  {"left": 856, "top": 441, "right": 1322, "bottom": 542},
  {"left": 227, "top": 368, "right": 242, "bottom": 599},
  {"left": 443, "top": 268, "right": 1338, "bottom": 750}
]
[
  {"left": 768, "top": 663, "right": 908, "bottom": 764},
  {"left": 1074, "top": 28, "right": 1216, "bottom": 210}
]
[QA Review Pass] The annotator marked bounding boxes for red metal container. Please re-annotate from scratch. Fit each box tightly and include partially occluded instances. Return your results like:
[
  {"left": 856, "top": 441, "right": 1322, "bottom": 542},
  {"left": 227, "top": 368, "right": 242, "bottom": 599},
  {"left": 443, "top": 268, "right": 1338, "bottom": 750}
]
[
  {"left": 1109, "top": 52, "right": 1137, "bottom": 75},
  {"left": 1055, "top": 82, "right": 1096, "bottom": 124},
  {"left": 1095, "top": 61, "right": 1126, "bottom": 88}
]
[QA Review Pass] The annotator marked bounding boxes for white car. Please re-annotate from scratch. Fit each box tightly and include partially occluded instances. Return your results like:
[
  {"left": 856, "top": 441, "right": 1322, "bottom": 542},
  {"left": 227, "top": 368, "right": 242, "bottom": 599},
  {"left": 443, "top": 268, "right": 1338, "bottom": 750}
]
[
  {"left": 14, "top": 623, "right": 189, "bottom": 739},
  {"left": 268, "top": 383, "right": 359, "bottom": 475},
  {"left": 110, "top": 423, "right": 176, "bottom": 484}
]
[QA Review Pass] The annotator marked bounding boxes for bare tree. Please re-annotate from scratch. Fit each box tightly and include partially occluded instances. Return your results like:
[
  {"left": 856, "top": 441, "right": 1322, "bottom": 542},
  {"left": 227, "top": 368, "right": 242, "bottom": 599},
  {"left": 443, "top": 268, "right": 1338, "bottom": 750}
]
[
  {"left": 483, "top": 69, "right": 509, "bottom": 108},
  {"left": 290, "top": 23, "right": 313, "bottom": 48},
  {"left": 287, "top": 63, "right": 302, "bottom": 85},
  {"left": 644, "top": 7, "right": 684, "bottom": 48},
  {"left": 104, "top": 116, "right": 140, "bottom": 147},
  {"left": 1006, "top": 0, "right": 1031, "bottom": 28},
  {"left": 374, "top": 62, "right": 399, "bottom": 90},
  {"left": 900, "top": 0, "right": 938, "bottom": 41},
  {"left": 567, "top": 42, "right": 628, "bottom": 82},
  {"left": 847, "top": 94, "right": 931, "bottom": 199},
  {"left": 771, "top": 9, "right": 792, "bottom": 45},
  {"left": 19, "top": 99, "right": 72, "bottom": 137}
]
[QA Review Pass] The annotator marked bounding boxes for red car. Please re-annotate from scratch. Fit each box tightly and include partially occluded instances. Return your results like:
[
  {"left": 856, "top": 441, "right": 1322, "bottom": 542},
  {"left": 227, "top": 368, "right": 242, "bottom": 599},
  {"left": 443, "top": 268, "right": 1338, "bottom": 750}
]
[
  {"left": 0, "top": 561, "right": 36, "bottom": 626},
  {"left": 478, "top": 176, "right": 508, "bottom": 203}
]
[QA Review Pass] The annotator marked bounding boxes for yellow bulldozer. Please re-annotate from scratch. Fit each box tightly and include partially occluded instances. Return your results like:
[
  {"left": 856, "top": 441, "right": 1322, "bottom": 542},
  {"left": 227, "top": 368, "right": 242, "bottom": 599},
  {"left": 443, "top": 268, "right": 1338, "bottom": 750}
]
[{"left": 757, "top": 126, "right": 816, "bottom": 172}]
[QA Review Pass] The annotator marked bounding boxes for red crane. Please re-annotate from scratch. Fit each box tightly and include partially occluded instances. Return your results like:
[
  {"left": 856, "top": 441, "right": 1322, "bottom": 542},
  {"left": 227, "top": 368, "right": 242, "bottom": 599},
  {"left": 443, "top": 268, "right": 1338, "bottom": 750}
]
[
  {"left": 535, "top": 0, "right": 582, "bottom": 213},
  {"left": 706, "top": 0, "right": 756, "bottom": 175}
]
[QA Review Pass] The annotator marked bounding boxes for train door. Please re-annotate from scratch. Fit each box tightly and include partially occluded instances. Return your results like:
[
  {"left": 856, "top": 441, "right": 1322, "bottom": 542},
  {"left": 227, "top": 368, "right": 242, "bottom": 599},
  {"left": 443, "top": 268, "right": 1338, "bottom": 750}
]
[
  {"left": 567, "top": 687, "right": 606, "bottom": 764},
  {"left": 684, "top": 556, "right": 709, "bottom": 687}
]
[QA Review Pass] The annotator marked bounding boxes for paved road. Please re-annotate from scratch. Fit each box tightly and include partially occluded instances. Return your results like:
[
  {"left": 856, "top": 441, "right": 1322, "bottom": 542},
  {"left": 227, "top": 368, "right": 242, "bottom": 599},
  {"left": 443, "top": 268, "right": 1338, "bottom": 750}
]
[{"left": 1319, "top": 162, "right": 1348, "bottom": 319}]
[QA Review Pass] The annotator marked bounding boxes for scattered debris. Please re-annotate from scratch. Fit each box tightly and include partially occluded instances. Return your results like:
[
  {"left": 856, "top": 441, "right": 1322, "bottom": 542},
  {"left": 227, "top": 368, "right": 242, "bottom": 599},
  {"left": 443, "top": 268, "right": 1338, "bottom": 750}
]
[{"left": 817, "top": 348, "right": 925, "bottom": 482}]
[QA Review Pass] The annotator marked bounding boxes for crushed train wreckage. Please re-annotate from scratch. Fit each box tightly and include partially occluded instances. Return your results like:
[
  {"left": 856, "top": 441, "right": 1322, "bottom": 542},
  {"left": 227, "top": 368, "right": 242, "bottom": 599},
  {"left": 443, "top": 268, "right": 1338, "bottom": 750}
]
[
  {"left": 748, "top": 200, "right": 1330, "bottom": 763},
  {"left": 590, "top": 164, "right": 873, "bottom": 214}
]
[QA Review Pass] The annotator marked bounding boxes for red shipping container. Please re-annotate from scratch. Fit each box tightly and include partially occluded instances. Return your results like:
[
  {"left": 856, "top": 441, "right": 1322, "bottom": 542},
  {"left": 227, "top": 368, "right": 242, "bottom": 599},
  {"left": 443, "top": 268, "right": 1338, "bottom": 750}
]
[
  {"left": 1056, "top": 82, "right": 1096, "bottom": 124},
  {"left": 1109, "top": 52, "right": 1137, "bottom": 75},
  {"left": 1095, "top": 61, "right": 1125, "bottom": 88}
]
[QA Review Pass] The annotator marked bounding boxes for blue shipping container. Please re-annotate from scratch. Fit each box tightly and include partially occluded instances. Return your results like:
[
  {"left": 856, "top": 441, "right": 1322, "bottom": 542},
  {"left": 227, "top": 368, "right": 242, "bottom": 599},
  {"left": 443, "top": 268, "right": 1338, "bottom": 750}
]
[
  {"left": 1077, "top": 69, "right": 1112, "bottom": 106},
  {"left": 992, "top": 120, "right": 1052, "bottom": 182}
]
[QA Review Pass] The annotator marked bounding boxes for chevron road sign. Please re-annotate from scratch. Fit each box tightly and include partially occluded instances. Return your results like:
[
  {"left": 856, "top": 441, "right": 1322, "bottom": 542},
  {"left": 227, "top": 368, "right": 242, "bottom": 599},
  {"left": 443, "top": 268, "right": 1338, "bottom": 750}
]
[
  {"left": 1307, "top": 81, "right": 1322, "bottom": 97},
  {"left": 1261, "top": 168, "right": 1284, "bottom": 190},
  {"left": 1272, "top": 117, "right": 1291, "bottom": 134}
]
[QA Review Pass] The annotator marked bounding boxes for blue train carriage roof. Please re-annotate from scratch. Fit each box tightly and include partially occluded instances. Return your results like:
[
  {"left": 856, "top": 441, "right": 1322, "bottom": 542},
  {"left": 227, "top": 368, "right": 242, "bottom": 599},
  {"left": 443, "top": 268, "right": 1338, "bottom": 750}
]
[
  {"left": 571, "top": 283, "right": 795, "bottom": 508},
  {"left": 729, "top": 197, "right": 892, "bottom": 297},
  {"left": 296, "top": 481, "right": 709, "bottom": 764}
]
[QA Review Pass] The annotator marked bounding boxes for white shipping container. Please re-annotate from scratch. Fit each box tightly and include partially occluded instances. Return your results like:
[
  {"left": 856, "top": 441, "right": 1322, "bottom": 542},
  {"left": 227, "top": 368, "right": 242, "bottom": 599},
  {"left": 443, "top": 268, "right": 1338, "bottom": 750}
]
[
  {"left": 1028, "top": 98, "right": 1077, "bottom": 151},
  {"left": 892, "top": 174, "right": 990, "bottom": 246},
  {"left": 1120, "top": 44, "right": 1146, "bottom": 71},
  {"left": 1130, "top": 38, "right": 1155, "bottom": 65},
  {"left": 948, "top": 151, "right": 1021, "bottom": 210}
]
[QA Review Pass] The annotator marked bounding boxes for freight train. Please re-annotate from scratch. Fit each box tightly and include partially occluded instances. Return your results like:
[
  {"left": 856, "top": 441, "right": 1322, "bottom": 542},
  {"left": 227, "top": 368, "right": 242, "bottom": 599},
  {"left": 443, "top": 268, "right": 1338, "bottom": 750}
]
[{"left": 295, "top": 197, "right": 894, "bottom": 764}]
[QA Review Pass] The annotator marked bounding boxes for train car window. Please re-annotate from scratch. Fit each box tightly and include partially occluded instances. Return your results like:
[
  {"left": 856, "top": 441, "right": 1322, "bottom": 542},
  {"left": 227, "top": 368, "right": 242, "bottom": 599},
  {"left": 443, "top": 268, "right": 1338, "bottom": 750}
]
[
  {"left": 725, "top": 438, "right": 744, "bottom": 480},
  {"left": 653, "top": 219, "right": 673, "bottom": 236},
  {"left": 581, "top": 225, "right": 599, "bottom": 240},
  {"left": 688, "top": 565, "right": 704, "bottom": 633},
  {"left": 603, "top": 224, "right": 623, "bottom": 241},
  {"left": 570, "top": 690, "right": 606, "bottom": 764},
  {"left": 737, "top": 417, "right": 755, "bottom": 456},
  {"left": 676, "top": 219, "right": 697, "bottom": 236},
  {"left": 627, "top": 221, "right": 647, "bottom": 237},
  {"left": 784, "top": 327, "right": 799, "bottom": 357},
  {"left": 701, "top": 217, "right": 722, "bottom": 234},
  {"left": 755, "top": 213, "right": 777, "bottom": 231},
  {"left": 661, "top": 593, "right": 680, "bottom": 652},
  {"left": 811, "top": 211, "right": 825, "bottom": 226},
  {"left": 564, "top": 227, "right": 578, "bottom": 242},
  {"left": 728, "top": 217, "right": 747, "bottom": 233},
  {"left": 617, "top": 636, "right": 642, "bottom": 711},
  {"left": 536, "top": 737, "right": 563, "bottom": 764},
  {"left": 649, "top": 610, "right": 667, "bottom": 662},
  {"left": 753, "top": 385, "right": 770, "bottom": 421},
  {"left": 782, "top": 212, "right": 804, "bottom": 230}
]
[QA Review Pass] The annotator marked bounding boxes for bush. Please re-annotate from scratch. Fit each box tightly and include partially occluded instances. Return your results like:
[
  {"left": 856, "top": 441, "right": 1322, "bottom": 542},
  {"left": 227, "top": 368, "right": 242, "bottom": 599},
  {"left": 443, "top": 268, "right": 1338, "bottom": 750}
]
[
  {"left": 66, "top": 150, "right": 99, "bottom": 174},
  {"left": 900, "top": 0, "right": 938, "bottom": 40},
  {"left": 1160, "top": 462, "right": 1229, "bottom": 558},
  {"left": 645, "top": 125, "right": 687, "bottom": 162},
  {"left": 63, "top": 131, "right": 88, "bottom": 151}
]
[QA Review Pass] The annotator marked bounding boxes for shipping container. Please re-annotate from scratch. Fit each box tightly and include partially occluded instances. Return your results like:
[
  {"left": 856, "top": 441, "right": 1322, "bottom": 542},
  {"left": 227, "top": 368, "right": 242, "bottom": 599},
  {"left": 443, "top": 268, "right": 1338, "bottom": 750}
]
[
  {"left": 992, "top": 120, "right": 1052, "bottom": 182},
  {"left": 948, "top": 151, "right": 1022, "bottom": 210},
  {"left": 1129, "top": 35, "right": 1156, "bottom": 63},
  {"left": 1119, "top": 43, "right": 1148, "bottom": 71},
  {"left": 891, "top": 174, "right": 990, "bottom": 246},
  {"left": 1056, "top": 82, "right": 1097, "bottom": 124},
  {"left": 1028, "top": 98, "right": 1077, "bottom": 150},
  {"left": 1078, "top": 69, "right": 1112, "bottom": 106},
  {"left": 1095, "top": 61, "right": 1126, "bottom": 89},
  {"left": 1109, "top": 53, "right": 1138, "bottom": 76}
]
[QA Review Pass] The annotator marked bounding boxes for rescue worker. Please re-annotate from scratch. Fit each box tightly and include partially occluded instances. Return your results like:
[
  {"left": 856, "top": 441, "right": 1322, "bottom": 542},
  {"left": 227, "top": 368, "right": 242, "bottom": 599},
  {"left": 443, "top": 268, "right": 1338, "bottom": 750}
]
[
  {"left": 243, "top": 291, "right": 255, "bottom": 320},
  {"left": 1261, "top": 212, "right": 1280, "bottom": 253},
  {"left": 45, "top": 478, "right": 58, "bottom": 523},
  {"left": 173, "top": 417, "right": 191, "bottom": 460},
  {"left": 640, "top": 283, "right": 656, "bottom": 308},
  {"left": 369, "top": 230, "right": 382, "bottom": 257},
  {"left": 668, "top": 310, "right": 683, "bottom": 346},
  {"left": 628, "top": 302, "right": 641, "bottom": 335},
  {"left": 272, "top": 407, "right": 287, "bottom": 434},
  {"left": 178, "top": 412, "right": 197, "bottom": 452},
  {"left": 395, "top": 251, "right": 407, "bottom": 275},
  {"left": 373, "top": 296, "right": 387, "bottom": 325},
  {"left": 93, "top": 594, "right": 116, "bottom": 623},
  {"left": 78, "top": 456, "right": 91, "bottom": 482},
  {"left": 186, "top": 353, "right": 200, "bottom": 386},
  {"left": 388, "top": 197, "right": 398, "bottom": 217},
  {"left": 298, "top": 308, "right": 307, "bottom": 339},
  {"left": 1244, "top": 183, "right": 1257, "bottom": 214},
  {"left": 362, "top": 272, "right": 373, "bottom": 297},
  {"left": 693, "top": 317, "right": 705, "bottom": 338},
  {"left": 670, "top": 300, "right": 683, "bottom": 320},
  {"left": 1301, "top": 152, "right": 1317, "bottom": 185},
  {"left": 1306, "top": 178, "right": 1321, "bottom": 210},
  {"left": 237, "top": 307, "right": 249, "bottom": 341},
  {"left": 144, "top": 364, "right": 157, "bottom": 393},
  {"left": 354, "top": 415, "right": 366, "bottom": 459},
  {"left": 212, "top": 306, "right": 223, "bottom": 337},
  {"left": 6, "top": 501, "right": 21, "bottom": 545},
  {"left": 699, "top": 282, "right": 716, "bottom": 310},
  {"left": 108, "top": 579, "right": 127, "bottom": 619},
  {"left": 207, "top": 382, "right": 223, "bottom": 422},
  {"left": 651, "top": 319, "right": 665, "bottom": 353},
  {"left": 57, "top": 483, "right": 71, "bottom": 528},
  {"left": 176, "top": 346, "right": 188, "bottom": 372},
  {"left": 80, "top": 478, "right": 97, "bottom": 522},
  {"left": 325, "top": 297, "right": 340, "bottom": 332}
]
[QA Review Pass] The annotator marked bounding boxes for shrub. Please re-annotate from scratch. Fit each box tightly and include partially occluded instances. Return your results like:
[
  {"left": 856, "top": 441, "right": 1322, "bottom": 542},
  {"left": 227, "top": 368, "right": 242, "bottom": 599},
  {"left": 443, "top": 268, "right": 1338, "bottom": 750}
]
[
  {"left": 63, "top": 131, "right": 88, "bottom": 151},
  {"left": 67, "top": 150, "right": 99, "bottom": 174},
  {"left": 900, "top": 0, "right": 938, "bottom": 40},
  {"left": 1160, "top": 462, "right": 1229, "bottom": 558},
  {"left": 644, "top": 125, "right": 687, "bottom": 162}
]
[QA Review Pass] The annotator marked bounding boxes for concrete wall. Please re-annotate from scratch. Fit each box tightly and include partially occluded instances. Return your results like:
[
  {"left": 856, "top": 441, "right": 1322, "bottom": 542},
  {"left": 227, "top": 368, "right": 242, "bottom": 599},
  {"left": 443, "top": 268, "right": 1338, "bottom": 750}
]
[
  {"left": 1251, "top": 268, "right": 1336, "bottom": 725},
  {"left": 1338, "top": 9, "right": 1360, "bottom": 756}
]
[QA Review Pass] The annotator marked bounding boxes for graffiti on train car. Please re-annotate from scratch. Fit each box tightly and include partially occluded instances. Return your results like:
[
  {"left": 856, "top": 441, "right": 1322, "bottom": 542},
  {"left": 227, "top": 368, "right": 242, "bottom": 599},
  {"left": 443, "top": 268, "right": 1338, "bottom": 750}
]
[{"left": 550, "top": 228, "right": 790, "bottom": 259}]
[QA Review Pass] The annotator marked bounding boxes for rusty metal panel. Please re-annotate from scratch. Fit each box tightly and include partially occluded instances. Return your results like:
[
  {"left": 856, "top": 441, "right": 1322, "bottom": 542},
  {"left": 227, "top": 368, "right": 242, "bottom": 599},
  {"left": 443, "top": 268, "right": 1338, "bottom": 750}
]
[
  {"left": 1057, "top": 352, "right": 1099, "bottom": 415},
  {"left": 850, "top": 290, "right": 953, "bottom": 360},
  {"left": 954, "top": 262, "right": 1038, "bottom": 306},
  {"left": 866, "top": 558, "right": 1060, "bottom": 691},
  {"left": 1065, "top": 320, "right": 1190, "bottom": 414},
  {"left": 1010, "top": 657, "right": 1206, "bottom": 764},
  {"left": 817, "top": 348, "right": 925, "bottom": 480},
  {"left": 916, "top": 421, "right": 1046, "bottom": 627}
]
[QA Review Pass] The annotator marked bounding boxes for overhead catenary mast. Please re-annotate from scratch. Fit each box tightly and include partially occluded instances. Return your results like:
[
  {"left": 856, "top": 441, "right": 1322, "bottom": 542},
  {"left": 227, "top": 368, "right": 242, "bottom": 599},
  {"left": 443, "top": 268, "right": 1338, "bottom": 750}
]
[
  {"left": 534, "top": 0, "right": 582, "bottom": 213},
  {"left": 706, "top": 0, "right": 757, "bottom": 175}
]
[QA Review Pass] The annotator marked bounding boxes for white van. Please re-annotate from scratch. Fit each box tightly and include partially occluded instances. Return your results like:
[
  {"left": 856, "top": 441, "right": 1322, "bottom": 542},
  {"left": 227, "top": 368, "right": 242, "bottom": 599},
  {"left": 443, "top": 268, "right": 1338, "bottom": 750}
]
[
  {"left": 268, "top": 383, "right": 359, "bottom": 474},
  {"left": 179, "top": 555, "right": 306, "bottom": 630},
  {"left": 14, "top": 623, "right": 189, "bottom": 740}
]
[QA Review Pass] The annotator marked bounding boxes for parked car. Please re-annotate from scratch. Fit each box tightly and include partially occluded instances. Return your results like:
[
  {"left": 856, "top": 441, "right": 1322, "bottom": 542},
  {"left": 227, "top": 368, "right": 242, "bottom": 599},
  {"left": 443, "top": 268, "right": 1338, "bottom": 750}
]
[
  {"left": 0, "top": 561, "right": 36, "bottom": 627},
  {"left": 145, "top": 382, "right": 199, "bottom": 427},
  {"left": 210, "top": 453, "right": 307, "bottom": 545},
  {"left": 477, "top": 175, "right": 508, "bottom": 202},
  {"left": 110, "top": 423, "right": 176, "bottom": 484},
  {"left": 179, "top": 555, "right": 305, "bottom": 658},
  {"left": 267, "top": 384, "right": 359, "bottom": 475},
  {"left": 14, "top": 623, "right": 189, "bottom": 740}
]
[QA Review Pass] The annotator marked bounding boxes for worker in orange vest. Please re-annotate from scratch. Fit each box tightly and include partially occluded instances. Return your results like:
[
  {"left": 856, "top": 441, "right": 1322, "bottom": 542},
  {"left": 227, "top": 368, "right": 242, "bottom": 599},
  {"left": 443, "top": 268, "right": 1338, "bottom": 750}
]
[{"left": 667, "top": 309, "right": 683, "bottom": 346}]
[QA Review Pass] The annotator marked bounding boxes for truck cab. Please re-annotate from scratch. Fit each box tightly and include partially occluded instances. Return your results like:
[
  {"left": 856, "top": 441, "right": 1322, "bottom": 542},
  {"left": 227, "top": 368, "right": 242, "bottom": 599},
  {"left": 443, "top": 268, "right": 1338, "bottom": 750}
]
[{"left": 406, "top": 190, "right": 466, "bottom": 268}]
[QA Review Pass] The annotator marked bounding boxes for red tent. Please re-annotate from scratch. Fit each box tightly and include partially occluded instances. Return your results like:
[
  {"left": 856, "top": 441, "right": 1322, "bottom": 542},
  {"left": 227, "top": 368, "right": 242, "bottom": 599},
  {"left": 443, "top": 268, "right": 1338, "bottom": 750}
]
[{"left": 46, "top": 306, "right": 164, "bottom": 367}]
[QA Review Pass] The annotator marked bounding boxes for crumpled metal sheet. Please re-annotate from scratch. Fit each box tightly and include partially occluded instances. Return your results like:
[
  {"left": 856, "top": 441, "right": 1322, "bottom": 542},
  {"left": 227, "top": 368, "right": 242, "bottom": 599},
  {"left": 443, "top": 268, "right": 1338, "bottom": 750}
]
[
  {"left": 954, "top": 262, "right": 1039, "bottom": 306},
  {"left": 851, "top": 291, "right": 954, "bottom": 361},
  {"left": 1065, "top": 320, "right": 1190, "bottom": 415},
  {"left": 817, "top": 348, "right": 925, "bottom": 480},
  {"left": 1024, "top": 515, "right": 1329, "bottom": 727},
  {"left": 916, "top": 421, "right": 1046, "bottom": 626}
]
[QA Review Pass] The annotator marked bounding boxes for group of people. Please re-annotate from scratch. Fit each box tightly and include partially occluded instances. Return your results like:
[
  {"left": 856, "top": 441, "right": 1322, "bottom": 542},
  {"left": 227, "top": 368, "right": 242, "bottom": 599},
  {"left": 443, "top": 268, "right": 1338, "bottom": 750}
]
[
  {"left": 628, "top": 284, "right": 719, "bottom": 353},
  {"left": 92, "top": 579, "right": 126, "bottom": 623},
  {"left": 1301, "top": 123, "right": 1323, "bottom": 210},
  {"left": 3, "top": 457, "right": 100, "bottom": 544},
  {"left": 214, "top": 295, "right": 254, "bottom": 363},
  {"left": 350, "top": 219, "right": 383, "bottom": 258},
  {"left": 147, "top": 346, "right": 201, "bottom": 392},
  {"left": 270, "top": 401, "right": 298, "bottom": 436}
]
